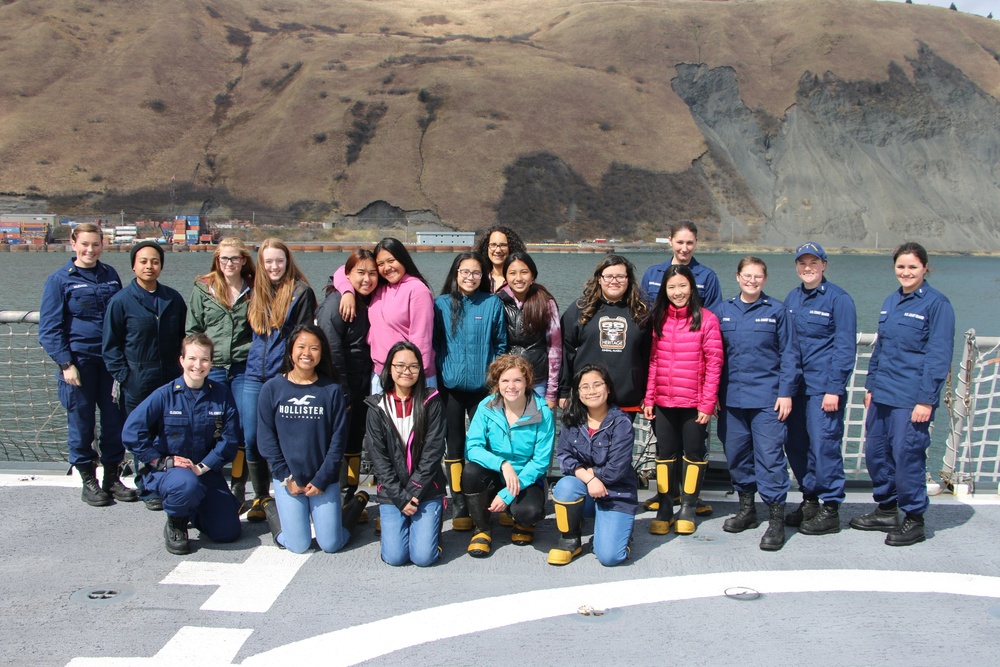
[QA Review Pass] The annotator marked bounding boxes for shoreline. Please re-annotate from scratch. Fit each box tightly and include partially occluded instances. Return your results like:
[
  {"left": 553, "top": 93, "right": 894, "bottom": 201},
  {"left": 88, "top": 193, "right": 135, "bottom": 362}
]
[{"left": 4, "top": 242, "right": 1000, "bottom": 257}]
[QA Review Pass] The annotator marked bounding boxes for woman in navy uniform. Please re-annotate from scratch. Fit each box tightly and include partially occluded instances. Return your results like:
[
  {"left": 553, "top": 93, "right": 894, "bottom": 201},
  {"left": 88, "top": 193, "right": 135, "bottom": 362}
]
[
  {"left": 717, "top": 256, "right": 801, "bottom": 551},
  {"left": 39, "top": 222, "right": 137, "bottom": 506},
  {"left": 851, "top": 242, "right": 954, "bottom": 546},
  {"left": 640, "top": 221, "right": 722, "bottom": 313},
  {"left": 784, "top": 242, "right": 857, "bottom": 535},
  {"left": 122, "top": 333, "right": 241, "bottom": 555}
]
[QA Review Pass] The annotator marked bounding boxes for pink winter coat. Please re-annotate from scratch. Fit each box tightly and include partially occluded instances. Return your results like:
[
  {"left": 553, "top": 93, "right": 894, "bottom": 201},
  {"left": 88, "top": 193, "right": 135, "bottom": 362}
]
[{"left": 644, "top": 305, "right": 723, "bottom": 415}]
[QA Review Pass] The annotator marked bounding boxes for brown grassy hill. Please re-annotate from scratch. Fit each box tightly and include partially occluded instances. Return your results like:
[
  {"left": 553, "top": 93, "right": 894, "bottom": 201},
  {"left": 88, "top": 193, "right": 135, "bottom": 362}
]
[{"left": 1, "top": 0, "right": 999, "bottom": 247}]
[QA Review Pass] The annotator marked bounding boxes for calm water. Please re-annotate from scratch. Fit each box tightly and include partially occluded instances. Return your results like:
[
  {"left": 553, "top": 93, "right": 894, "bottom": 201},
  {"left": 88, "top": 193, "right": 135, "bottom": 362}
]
[
  {"left": 5, "top": 247, "right": 999, "bottom": 468},
  {"left": 6, "top": 248, "right": 1000, "bottom": 338}
]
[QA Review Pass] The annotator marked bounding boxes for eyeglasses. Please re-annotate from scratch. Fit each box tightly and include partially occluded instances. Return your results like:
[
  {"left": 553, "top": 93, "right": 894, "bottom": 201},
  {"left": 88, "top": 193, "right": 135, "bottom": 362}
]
[
  {"left": 739, "top": 273, "right": 765, "bottom": 283},
  {"left": 487, "top": 243, "right": 509, "bottom": 250},
  {"left": 219, "top": 256, "right": 244, "bottom": 265},
  {"left": 458, "top": 269, "right": 483, "bottom": 278},
  {"left": 391, "top": 362, "right": 421, "bottom": 374},
  {"left": 579, "top": 381, "right": 606, "bottom": 393},
  {"left": 600, "top": 274, "right": 628, "bottom": 284}
]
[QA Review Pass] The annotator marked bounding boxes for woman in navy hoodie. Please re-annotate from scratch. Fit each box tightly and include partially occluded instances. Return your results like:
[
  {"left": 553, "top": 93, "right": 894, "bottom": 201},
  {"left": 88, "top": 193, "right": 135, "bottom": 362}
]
[
  {"left": 257, "top": 324, "right": 368, "bottom": 553},
  {"left": 549, "top": 364, "right": 637, "bottom": 567}
]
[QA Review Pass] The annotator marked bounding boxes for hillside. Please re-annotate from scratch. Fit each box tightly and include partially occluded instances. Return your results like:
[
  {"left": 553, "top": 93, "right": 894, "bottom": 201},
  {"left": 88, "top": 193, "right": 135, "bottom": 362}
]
[{"left": 1, "top": 0, "right": 999, "bottom": 248}]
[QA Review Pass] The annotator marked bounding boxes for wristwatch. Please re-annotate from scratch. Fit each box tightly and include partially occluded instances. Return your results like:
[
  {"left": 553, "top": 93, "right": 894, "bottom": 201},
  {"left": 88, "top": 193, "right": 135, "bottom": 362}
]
[{"left": 59, "top": 362, "right": 73, "bottom": 371}]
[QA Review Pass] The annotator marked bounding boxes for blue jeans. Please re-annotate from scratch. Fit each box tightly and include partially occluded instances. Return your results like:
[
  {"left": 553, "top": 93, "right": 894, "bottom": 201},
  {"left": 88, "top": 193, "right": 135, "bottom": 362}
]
[
  {"left": 552, "top": 476, "right": 634, "bottom": 567},
  {"left": 242, "top": 377, "right": 263, "bottom": 462},
  {"left": 208, "top": 362, "right": 246, "bottom": 437},
  {"left": 378, "top": 498, "right": 443, "bottom": 567},
  {"left": 272, "top": 479, "right": 348, "bottom": 554}
]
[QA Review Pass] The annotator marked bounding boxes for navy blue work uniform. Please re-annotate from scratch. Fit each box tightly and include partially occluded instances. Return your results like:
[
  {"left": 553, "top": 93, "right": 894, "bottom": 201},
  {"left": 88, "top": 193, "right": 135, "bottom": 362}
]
[
  {"left": 38, "top": 259, "right": 124, "bottom": 467},
  {"left": 865, "top": 282, "right": 954, "bottom": 516},
  {"left": 122, "top": 378, "right": 241, "bottom": 542},
  {"left": 717, "top": 294, "right": 801, "bottom": 505},
  {"left": 102, "top": 279, "right": 187, "bottom": 415},
  {"left": 784, "top": 278, "right": 856, "bottom": 504},
  {"left": 640, "top": 257, "right": 722, "bottom": 313}
]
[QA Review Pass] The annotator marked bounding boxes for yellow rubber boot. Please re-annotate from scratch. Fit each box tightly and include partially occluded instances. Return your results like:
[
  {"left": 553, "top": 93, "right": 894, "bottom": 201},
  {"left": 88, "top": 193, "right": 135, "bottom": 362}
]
[
  {"left": 675, "top": 457, "right": 707, "bottom": 535},
  {"left": 547, "top": 497, "right": 584, "bottom": 565},
  {"left": 649, "top": 458, "right": 676, "bottom": 535}
]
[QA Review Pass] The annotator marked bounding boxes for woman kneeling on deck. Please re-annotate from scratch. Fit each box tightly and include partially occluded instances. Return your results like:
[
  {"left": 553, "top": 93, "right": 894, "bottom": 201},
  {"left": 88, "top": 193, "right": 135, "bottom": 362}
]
[
  {"left": 549, "top": 364, "right": 637, "bottom": 567},
  {"left": 462, "top": 354, "right": 555, "bottom": 557},
  {"left": 364, "top": 342, "right": 447, "bottom": 566}
]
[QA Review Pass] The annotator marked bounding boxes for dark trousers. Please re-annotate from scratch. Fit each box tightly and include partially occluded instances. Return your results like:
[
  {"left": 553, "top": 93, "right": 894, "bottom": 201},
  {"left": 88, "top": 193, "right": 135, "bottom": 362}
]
[
  {"left": 462, "top": 460, "right": 546, "bottom": 526},
  {"left": 145, "top": 469, "right": 241, "bottom": 542},
  {"left": 653, "top": 405, "right": 707, "bottom": 461},
  {"left": 58, "top": 357, "right": 125, "bottom": 467},
  {"left": 442, "top": 387, "right": 488, "bottom": 460}
]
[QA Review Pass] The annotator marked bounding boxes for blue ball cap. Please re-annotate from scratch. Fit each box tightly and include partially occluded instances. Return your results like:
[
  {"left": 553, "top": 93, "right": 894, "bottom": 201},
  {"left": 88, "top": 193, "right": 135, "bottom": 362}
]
[{"left": 794, "top": 241, "right": 827, "bottom": 262}]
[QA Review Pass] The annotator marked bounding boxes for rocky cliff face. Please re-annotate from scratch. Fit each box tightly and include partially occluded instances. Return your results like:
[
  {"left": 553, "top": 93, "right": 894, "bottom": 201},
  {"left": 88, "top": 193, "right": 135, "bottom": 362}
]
[
  {"left": 671, "top": 44, "right": 1000, "bottom": 249},
  {"left": 1, "top": 0, "right": 999, "bottom": 249}
]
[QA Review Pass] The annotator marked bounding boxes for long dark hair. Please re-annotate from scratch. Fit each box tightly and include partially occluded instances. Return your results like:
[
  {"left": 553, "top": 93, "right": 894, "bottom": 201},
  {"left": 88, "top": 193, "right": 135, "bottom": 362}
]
[
  {"left": 326, "top": 247, "right": 376, "bottom": 296},
  {"left": 441, "top": 252, "right": 491, "bottom": 334},
  {"left": 502, "top": 251, "right": 557, "bottom": 336},
  {"left": 378, "top": 341, "right": 433, "bottom": 464},
  {"left": 474, "top": 225, "right": 527, "bottom": 265},
  {"left": 562, "top": 364, "right": 618, "bottom": 428},
  {"left": 575, "top": 254, "right": 648, "bottom": 326},
  {"left": 280, "top": 324, "right": 338, "bottom": 380},
  {"left": 651, "top": 264, "right": 703, "bottom": 334},
  {"left": 373, "top": 237, "right": 429, "bottom": 289}
]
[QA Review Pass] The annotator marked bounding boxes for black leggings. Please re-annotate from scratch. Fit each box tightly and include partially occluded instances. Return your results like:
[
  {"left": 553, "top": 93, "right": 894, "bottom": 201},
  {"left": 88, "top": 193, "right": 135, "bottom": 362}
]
[
  {"left": 443, "top": 387, "right": 488, "bottom": 460},
  {"left": 462, "top": 460, "right": 546, "bottom": 526},
  {"left": 345, "top": 396, "right": 368, "bottom": 459},
  {"left": 654, "top": 406, "right": 707, "bottom": 461}
]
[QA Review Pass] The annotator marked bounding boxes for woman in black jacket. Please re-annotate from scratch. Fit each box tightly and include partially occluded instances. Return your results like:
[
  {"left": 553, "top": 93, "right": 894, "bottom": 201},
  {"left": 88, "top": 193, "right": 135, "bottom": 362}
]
[
  {"left": 364, "top": 342, "right": 447, "bottom": 566},
  {"left": 317, "top": 248, "right": 379, "bottom": 509}
]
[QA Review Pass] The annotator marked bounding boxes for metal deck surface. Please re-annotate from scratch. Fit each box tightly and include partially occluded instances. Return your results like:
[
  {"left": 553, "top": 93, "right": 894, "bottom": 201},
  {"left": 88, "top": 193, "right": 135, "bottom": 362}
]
[{"left": 3, "top": 471, "right": 999, "bottom": 667}]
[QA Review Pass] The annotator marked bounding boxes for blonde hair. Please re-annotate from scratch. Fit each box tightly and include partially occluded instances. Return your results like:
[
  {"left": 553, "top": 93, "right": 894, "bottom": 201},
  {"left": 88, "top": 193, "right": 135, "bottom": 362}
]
[
  {"left": 248, "top": 238, "right": 309, "bottom": 334},
  {"left": 196, "top": 238, "right": 256, "bottom": 310},
  {"left": 71, "top": 222, "right": 102, "bottom": 241}
]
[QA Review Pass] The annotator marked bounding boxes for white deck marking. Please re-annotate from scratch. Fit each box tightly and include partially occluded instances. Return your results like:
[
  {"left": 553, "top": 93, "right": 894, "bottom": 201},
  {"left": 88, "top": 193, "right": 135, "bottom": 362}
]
[
  {"left": 241, "top": 569, "right": 1000, "bottom": 666},
  {"left": 160, "top": 546, "right": 309, "bottom": 612},
  {"left": 66, "top": 627, "right": 252, "bottom": 666}
]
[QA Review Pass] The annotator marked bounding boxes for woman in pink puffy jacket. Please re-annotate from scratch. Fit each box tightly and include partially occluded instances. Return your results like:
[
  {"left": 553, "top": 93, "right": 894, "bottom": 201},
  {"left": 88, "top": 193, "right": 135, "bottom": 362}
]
[{"left": 642, "top": 264, "right": 723, "bottom": 536}]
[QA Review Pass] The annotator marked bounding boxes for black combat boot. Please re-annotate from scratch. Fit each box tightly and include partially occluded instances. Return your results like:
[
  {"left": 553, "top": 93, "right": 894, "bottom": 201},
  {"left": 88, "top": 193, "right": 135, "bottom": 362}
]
[
  {"left": 799, "top": 502, "right": 841, "bottom": 535},
  {"left": 784, "top": 495, "right": 819, "bottom": 527},
  {"left": 885, "top": 513, "right": 925, "bottom": 547},
  {"left": 246, "top": 460, "right": 272, "bottom": 523},
  {"left": 342, "top": 491, "right": 370, "bottom": 531},
  {"left": 263, "top": 497, "right": 284, "bottom": 549},
  {"left": 723, "top": 491, "right": 759, "bottom": 533},
  {"left": 164, "top": 515, "right": 191, "bottom": 555},
  {"left": 759, "top": 503, "right": 786, "bottom": 551},
  {"left": 78, "top": 463, "right": 113, "bottom": 507},
  {"left": 101, "top": 462, "right": 138, "bottom": 502},
  {"left": 465, "top": 491, "right": 493, "bottom": 558},
  {"left": 849, "top": 502, "right": 900, "bottom": 532}
]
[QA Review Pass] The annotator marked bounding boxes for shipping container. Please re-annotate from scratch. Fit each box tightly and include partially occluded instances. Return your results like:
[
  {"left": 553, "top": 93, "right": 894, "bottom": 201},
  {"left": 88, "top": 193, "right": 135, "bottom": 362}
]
[{"left": 199, "top": 234, "right": 212, "bottom": 243}]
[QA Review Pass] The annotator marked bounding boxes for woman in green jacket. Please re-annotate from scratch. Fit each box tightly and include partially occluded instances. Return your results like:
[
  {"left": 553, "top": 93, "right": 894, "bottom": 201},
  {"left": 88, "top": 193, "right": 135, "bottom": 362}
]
[{"left": 186, "top": 237, "right": 255, "bottom": 510}]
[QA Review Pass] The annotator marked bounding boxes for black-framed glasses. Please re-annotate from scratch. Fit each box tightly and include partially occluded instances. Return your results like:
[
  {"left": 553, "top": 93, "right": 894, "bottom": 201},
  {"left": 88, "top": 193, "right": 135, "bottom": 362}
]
[
  {"left": 487, "top": 243, "right": 509, "bottom": 250},
  {"left": 219, "top": 256, "right": 244, "bottom": 265},
  {"left": 391, "top": 362, "right": 421, "bottom": 374}
]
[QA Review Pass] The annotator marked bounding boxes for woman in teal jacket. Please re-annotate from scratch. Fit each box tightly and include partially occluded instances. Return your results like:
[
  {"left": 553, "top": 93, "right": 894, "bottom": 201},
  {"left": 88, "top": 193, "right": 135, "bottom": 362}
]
[
  {"left": 462, "top": 354, "right": 554, "bottom": 558},
  {"left": 433, "top": 251, "right": 507, "bottom": 532}
]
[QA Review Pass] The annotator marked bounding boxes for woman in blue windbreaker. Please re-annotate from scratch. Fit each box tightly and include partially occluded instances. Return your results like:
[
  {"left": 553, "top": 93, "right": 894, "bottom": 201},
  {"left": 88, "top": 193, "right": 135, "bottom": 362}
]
[
  {"left": 462, "top": 354, "right": 554, "bottom": 558},
  {"left": 39, "top": 222, "right": 136, "bottom": 507},
  {"left": 717, "top": 256, "right": 801, "bottom": 552},
  {"left": 433, "top": 251, "right": 507, "bottom": 532},
  {"left": 549, "top": 364, "right": 637, "bottom": 567},
  {"left": 244, "top": 238, "right": 317, "bottom": 522},
  {"left": 850, "top": 242, "right": 954, "bottom": 547}
]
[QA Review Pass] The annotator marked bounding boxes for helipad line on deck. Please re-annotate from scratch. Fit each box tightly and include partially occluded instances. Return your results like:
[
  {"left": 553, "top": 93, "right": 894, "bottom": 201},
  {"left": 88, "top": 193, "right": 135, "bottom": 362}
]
[
  {"left": 240, "top": 569, "right": 1000, "bottom": 666},
  {"left": 160, "top": 546, "right": 309, "bottom": 613},
  {"left": 66, "top": 626, "right": 253, "bottom": 666}
]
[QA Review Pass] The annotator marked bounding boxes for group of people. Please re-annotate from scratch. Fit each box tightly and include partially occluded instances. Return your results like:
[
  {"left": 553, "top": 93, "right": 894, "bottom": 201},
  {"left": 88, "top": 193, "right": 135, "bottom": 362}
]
[{"left": 38, "top": 221, "right": 955, "bottom": 565}]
